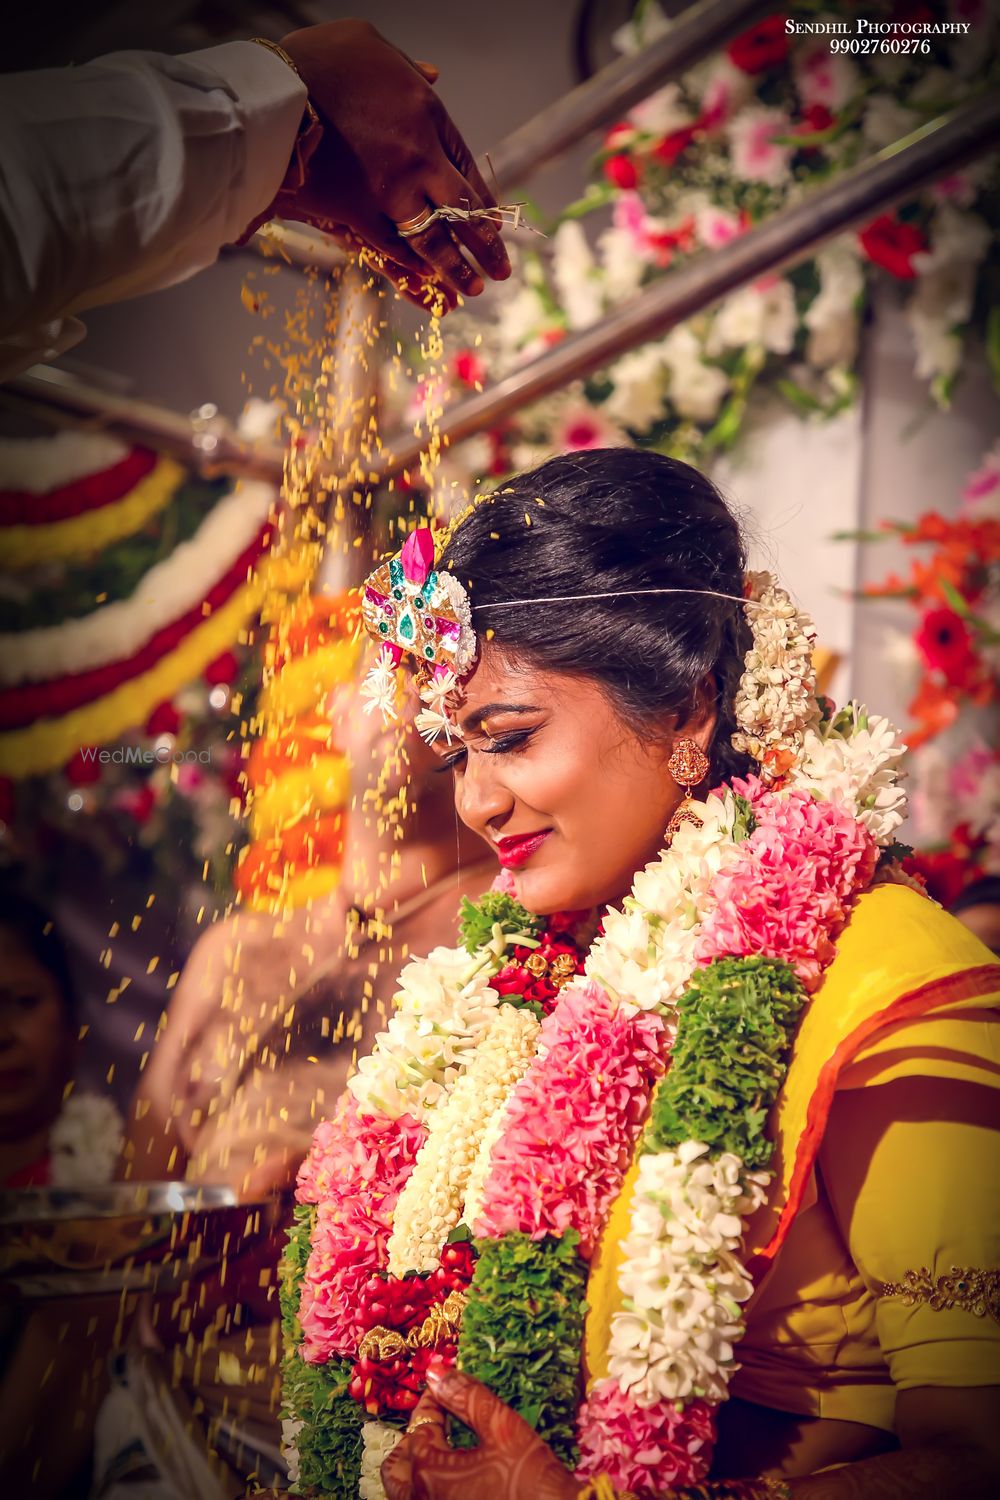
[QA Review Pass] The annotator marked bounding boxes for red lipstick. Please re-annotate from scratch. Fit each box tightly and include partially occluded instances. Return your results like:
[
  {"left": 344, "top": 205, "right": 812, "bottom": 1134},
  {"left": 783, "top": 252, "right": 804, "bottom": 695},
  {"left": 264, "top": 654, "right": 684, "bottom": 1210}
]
[{"left": 495, "top": 829, "right": 552, "bottom": 870}]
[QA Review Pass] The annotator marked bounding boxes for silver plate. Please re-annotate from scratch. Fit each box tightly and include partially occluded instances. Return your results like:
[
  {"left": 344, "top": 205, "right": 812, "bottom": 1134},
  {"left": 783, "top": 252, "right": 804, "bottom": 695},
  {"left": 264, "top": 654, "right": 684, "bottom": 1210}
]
[{"left": 0, "top": 1181, "right": 273, "bottom": 1299}]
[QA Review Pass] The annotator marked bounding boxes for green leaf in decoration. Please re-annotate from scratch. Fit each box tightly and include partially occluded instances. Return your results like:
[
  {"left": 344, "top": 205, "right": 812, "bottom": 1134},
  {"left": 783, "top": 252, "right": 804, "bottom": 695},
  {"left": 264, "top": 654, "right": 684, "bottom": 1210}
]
[
  {"left": 645, "top": 956, "right": 806, "bottom": 1170},
  {"left": 730, "top": 794, "right": 757, "bottom": 845},
  {"left": 553, "top": 181, "right": 617, "bottom": 225},
  {"left": 456, "top": 1232, "right": 586, "bottom": 1466},
  {"left": 458, "top": 891, "right": 543, "bottom": 954}
]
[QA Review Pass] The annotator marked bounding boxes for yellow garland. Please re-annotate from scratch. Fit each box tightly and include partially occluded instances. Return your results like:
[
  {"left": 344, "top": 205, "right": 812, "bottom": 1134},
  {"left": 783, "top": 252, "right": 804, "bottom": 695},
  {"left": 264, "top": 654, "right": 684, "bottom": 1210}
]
[
  {"left": 248, "top": 755, "right": 350, "bottom": 840},
  {"left": 256, "top": 638, "right": 358, "bottom": 722},
  {"left": 0, "top": 458, "right": 185, "bottom": 570},
  {"left": 0, "top": 582, "right": 259, "bottom": 778}
]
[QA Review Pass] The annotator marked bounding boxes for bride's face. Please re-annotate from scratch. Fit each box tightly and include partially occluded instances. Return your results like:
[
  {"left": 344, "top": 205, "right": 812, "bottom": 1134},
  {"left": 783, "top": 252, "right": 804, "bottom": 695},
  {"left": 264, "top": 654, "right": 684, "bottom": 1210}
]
[{"left": 432, "top": 647, "right": 702, "bottom": 914}]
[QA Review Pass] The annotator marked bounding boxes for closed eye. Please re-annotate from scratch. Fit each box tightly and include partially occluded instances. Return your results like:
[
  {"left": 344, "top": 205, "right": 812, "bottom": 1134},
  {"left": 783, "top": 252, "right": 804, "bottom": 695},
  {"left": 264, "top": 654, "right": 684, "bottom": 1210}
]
[{"left": 434, "top": 727, "right": 535, "bottom": 773}]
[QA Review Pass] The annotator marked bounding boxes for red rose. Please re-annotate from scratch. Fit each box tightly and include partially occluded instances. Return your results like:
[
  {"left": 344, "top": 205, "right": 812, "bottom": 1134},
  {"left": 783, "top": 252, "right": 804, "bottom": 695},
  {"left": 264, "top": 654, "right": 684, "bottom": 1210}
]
[
  {"left": 116, "top": 783, "right": 157, "bottom": 826},
  {"left": 145, "top": 701, "right": 181, "bottom": 737},
  {"left": 604, "top": 153, "right": 640, "bottom": 190},
  {"left": 652, "top": 124, "right": 697, "bottom": 166},
  {"left": 453, "top": 349, "right": 486, "bottom": 388},
  {"left": 800, "top": 104, "right": 834, "bottom": 136},
  {"left": 727, "top": 16, "right": 790, "bottom": 74},
  {"left": 203, "top": 650, "right": 240, "bottom": 686},
  {"left": 914, "top": 606, "right": 981, "bottom": 689},
  {"left": 858, "top": 214, "right": 928, "bottom": 280},
  {"left": 65, "top": 748, "right": 102, "bottom": 785}
]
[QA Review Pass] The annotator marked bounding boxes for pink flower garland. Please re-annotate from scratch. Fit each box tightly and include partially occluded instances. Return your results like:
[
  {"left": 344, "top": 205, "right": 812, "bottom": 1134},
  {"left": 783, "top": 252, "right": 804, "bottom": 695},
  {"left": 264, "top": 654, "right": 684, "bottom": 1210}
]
[
  {"left": 695, "top": 776, "right": 878, "bottom": 991},
  {"left": 576, "top": 1381, "right": 715, "bottom": 1492},
  {"left": 297, "top": 1099, "right": 426, "bottom": 1363},
  {"left": 472, "top": 982, "right": 666, "bottom": 1257}
]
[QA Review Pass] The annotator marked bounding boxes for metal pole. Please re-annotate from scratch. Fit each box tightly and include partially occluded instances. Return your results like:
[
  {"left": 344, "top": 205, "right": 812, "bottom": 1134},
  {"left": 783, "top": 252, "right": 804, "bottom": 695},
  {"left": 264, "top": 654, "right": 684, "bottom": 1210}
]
[
  {"left": 373, "top": 93, "right": 1000, "bottom": 482},
  {"left": 489, "top": 0, "right": 773, "bottom": 190},
  {"left": 0, "top": 365, "right": 285, "bottom": 482}
]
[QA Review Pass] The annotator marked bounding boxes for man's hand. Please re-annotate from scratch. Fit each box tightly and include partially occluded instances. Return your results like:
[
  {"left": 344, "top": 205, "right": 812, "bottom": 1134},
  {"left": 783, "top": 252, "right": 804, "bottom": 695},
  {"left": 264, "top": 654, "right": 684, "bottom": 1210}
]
[
  {"left": 278, "top": 20, "right": 511, "bottom": 309},
  {"left": 381, "top": 1366, "right": 580, "bottom": 1500}
]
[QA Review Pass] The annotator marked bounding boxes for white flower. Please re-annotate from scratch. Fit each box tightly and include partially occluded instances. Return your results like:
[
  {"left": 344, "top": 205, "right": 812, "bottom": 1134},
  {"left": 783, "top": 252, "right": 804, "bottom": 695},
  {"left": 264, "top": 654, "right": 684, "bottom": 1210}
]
[
  {"left": 597, "top": 226, "right": 645, "bottom": 304},
  {"left": 789, "top": 706, "right": 907, "bottom": 846},
  {"left": 695, "top": 203, "right": 744, "bottom": 251},
  {"left": 50, "top": 1093, "right": 124, "bottom": 1187},
  {"left": 553, "top": 393, "right": 627, "bottom": 453},
  {"left": 661, "top": 327, "right": 729, "bottom": 423},
  {"left": 360, "top": 652, "right": 399, "bottom": 723},
  {"left": 552, "top": 221, "right": 603, "bottom": 331},
  {"left": 708, "top": 279, "right": 797, "bottom": 357},
  {"left": 387, "top": 1004, "right": 539, "bottom": 1273},
  {"left": 629, "top": 83, "right": 690, "bottom": 136},
  {"left": 727, "top": 107, "right": 793, "bottom": 187},
  {"left": 360, "top": 1421, "right": 403, "bottom": 1500},
  {"left": 281, "top": 1419, "right": 303, "bottom": 1484},
  {"left": 794, "top": 45, "right": 859, "bottom": 111},
  {"left": 497, "top": 285, "right": 550, "bottom": 358},
  {"left": 606, "top": 1147, "right": 770, "bottom": 1404},
  {"left": 612, "top": 0, "right": 670, "bottom": 55},
  {"left": 805, "top": 243, "right": 863, "bottom": 369},
  {"left": 603, "top": 345, "right": 668, "bottom": 430},
  {"left": 732, "top": 573, "right": 820, "bottom": 770},
  {"left": 348, "top": 946, "right": 503, "bottom": 1120}
]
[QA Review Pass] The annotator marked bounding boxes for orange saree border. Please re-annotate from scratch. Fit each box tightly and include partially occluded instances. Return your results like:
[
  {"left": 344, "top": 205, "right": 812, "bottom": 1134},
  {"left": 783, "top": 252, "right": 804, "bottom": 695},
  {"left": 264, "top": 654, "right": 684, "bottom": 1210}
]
[{"left": 747, "top": 962, "right": 1000, "bottom": 1277}]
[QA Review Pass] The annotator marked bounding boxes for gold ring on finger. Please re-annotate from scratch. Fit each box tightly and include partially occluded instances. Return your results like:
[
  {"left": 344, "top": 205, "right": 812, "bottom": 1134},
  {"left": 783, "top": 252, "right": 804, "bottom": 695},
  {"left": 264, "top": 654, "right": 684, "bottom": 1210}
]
[{"left": 395, "top": 209, "right": 440, "bottom": 238}]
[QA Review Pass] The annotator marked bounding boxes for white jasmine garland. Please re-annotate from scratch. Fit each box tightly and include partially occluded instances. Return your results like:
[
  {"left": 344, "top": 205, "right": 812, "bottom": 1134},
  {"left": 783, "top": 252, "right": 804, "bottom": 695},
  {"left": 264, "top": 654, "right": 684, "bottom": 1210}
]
[
  {"left": 281, "top": 1419, "right": 303, "bottom": 1485},
  {"left": 606, "top": 1144, "right": 769, "bottom": 1405},
  {"left": 359, "top": 1421, "right": 403, "bottom": 1500},
  {"left": 387, "top": 1004, "right": 540, "bottom": 1274},
  {"left": 586, "top": 790, "right": 741, "bottom": 1013},
  {"left": 347, "top": 946, "right": 503, "bottom": 1121},
  {"left": 49, "top": 1092, "right": 124, "bottom": 1187}
]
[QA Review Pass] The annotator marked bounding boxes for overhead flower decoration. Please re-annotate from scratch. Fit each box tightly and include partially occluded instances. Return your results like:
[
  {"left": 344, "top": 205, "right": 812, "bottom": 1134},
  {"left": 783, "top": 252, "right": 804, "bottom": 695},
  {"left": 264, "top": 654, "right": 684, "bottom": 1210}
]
[{"left": 408, "top": 1, "right": 998, "bottom": 484}]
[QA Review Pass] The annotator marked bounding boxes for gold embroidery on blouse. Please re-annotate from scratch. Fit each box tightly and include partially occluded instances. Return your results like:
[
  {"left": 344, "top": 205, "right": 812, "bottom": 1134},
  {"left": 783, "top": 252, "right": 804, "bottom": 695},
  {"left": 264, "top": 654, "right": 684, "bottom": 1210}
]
[{"left": 877, "top": 1267, "right": 1000, "bottom": 1323}]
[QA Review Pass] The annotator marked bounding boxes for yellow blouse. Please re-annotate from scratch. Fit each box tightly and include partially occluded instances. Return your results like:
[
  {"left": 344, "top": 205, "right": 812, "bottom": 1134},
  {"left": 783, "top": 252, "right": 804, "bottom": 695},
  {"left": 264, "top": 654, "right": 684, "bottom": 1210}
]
[{"left": 585, "top": 884, "right": 1000, "bottom": 1434}]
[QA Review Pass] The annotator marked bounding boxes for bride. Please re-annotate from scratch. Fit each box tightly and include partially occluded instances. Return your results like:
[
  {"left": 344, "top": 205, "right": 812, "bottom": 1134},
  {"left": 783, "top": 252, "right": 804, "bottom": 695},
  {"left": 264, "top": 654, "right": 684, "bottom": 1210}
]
[{"left": 281, "top": 449, "right": 999, "bottom": 1500}]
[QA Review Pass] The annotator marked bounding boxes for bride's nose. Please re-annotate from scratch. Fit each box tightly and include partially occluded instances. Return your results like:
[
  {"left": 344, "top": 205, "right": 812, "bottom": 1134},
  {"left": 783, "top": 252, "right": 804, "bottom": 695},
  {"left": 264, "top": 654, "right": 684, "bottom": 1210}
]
[{"left": 455, "top": 751, "right": 513, "bottom": 835}]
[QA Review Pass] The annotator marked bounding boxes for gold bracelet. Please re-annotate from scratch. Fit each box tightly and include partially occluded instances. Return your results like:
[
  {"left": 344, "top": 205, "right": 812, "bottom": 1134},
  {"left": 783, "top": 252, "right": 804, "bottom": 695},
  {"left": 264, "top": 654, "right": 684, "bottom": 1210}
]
[{"left": 249, "top": 37, "right": 321, "bottom": 191}]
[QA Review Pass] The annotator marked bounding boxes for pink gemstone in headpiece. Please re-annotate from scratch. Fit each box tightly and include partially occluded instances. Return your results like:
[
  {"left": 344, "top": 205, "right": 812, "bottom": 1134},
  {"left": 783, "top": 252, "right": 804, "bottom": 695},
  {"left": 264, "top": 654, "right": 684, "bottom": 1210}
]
[{"left": 400, "top": 527, "right": 435, "bottom": 586}]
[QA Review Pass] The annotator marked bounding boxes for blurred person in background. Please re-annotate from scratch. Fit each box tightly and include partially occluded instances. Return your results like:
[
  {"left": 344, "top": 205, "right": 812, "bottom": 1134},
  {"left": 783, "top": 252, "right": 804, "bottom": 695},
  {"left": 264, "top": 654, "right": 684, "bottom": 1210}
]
[{"left": 951, "top": 876, "right": 1000, "bottom": 958}]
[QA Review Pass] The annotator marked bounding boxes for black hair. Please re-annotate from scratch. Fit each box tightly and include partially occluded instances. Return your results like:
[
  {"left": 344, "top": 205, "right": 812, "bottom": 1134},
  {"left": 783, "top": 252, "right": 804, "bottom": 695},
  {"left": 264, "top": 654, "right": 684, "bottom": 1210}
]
[
  {"left": 444, "top": 449, "right": 753, "bottom": 786},
  {"left": 950, "top": 875, "right": 1000, "bottom": 917},
  {"left": 0, "top": 885, "right": 77, "bottom": 1024}
]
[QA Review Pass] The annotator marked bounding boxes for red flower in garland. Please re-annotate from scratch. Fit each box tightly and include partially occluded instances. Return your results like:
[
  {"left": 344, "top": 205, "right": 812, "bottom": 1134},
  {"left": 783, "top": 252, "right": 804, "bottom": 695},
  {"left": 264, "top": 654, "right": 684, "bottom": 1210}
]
[
  {"left": 203, "top": 650, "right": 240, "bottom": 687},
  {"left": 453, "top": 349, "right": 486, "bottom": 388},
  {"left": 914, "top": 606, "right": 982, "bottom": 691},
  {"left": 858, "top": 214, "right": 929, "bottom": 280},
  {"left": 349, "top": 1242, "right": 476, "bottom": 1415},
  {"left": 65, "top": 748, "right": 102, "bottom": 786},
  {"left": 652, "top": 124, "right": 699, "bottom": 166},
  {"left": 727, "top": 16, "right": 790, "bottom": 74},
  {"left": 145, "top": 700, "right": 181, "bottom": 737},
  {"left": 604, "top": 153, "right": 640, "bottom": 190}
]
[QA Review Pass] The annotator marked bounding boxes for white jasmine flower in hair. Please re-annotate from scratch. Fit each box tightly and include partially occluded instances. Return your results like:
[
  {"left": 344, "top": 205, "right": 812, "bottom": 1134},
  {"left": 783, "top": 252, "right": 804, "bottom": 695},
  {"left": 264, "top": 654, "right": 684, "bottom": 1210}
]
[{"left": 360, "top": 653, "right": 399, "bottom": 722}]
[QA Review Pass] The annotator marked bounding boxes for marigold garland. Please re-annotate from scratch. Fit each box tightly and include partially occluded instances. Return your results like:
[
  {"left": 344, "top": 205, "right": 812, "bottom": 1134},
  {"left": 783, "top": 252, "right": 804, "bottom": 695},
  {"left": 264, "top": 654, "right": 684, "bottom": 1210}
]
[{"left": 0, "top": 457, "right": 184, "bottom": 569}]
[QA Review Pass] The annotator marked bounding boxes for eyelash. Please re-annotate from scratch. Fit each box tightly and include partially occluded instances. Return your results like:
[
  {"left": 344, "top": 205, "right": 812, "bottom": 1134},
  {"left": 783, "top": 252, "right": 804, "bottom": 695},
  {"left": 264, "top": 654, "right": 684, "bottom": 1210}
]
[{"left": 435, "top": 728, "right": 535, "bottom": 773}]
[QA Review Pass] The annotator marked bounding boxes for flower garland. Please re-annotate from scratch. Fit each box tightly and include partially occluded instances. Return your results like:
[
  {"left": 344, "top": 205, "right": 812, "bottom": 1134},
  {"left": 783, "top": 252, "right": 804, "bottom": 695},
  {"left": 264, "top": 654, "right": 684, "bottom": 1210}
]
[
  {"left": 0, "top": 482, "right": 273, "bottom": 685},
  {"left": 281, "top": 577, "right": 910, "bottom": 1497},
  {"left": 3, "top": 1091, "right": 124, "bottom": 1189}
]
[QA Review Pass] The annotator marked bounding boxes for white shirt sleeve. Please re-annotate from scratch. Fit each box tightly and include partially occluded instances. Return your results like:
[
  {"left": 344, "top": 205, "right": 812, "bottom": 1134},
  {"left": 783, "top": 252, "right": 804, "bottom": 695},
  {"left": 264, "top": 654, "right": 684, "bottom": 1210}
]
[{"left": 0, "top": 41, "right": 306, "bottom": 379}]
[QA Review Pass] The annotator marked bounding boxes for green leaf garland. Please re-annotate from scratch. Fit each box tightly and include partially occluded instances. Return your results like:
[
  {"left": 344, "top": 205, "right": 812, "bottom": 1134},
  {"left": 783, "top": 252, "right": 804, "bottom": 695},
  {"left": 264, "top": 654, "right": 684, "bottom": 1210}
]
[
  {"left": 646, "top": 956, "right": 806, "bottom": 1169},
  {"left": 456, "top": 1231, "right": 587, "bottom": 1466},
  {"left": 458, "top": 891, "right": 543, "bottom": 955}
]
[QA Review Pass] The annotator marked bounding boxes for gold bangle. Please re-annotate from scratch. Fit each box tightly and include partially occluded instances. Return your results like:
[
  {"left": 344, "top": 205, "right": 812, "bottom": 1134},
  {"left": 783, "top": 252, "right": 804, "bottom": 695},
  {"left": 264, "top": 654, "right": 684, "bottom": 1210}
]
[{"left": 249, "top": 37, "right": 321, "bottom": 190}]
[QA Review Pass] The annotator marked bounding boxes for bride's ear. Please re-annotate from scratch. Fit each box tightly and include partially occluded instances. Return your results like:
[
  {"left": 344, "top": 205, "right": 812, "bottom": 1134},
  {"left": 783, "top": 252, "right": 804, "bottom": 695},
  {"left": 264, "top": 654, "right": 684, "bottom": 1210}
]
[{"left": 676, "top": 676, "right": 719, "bottom": 754}]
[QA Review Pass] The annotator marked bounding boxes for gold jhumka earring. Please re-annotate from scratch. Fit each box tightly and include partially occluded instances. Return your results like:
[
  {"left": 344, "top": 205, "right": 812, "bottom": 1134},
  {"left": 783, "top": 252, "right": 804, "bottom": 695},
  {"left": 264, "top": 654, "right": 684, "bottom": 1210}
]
[{"left": 664, "top": 736, "right": 710, "bottom": 846}]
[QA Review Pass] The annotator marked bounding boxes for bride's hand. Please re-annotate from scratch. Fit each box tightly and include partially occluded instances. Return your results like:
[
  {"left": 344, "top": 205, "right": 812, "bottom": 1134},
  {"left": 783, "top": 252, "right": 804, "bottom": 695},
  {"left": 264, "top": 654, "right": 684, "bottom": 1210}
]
[{"left": 381, "top": 1366, "right": 581, "bottom": 1500}]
